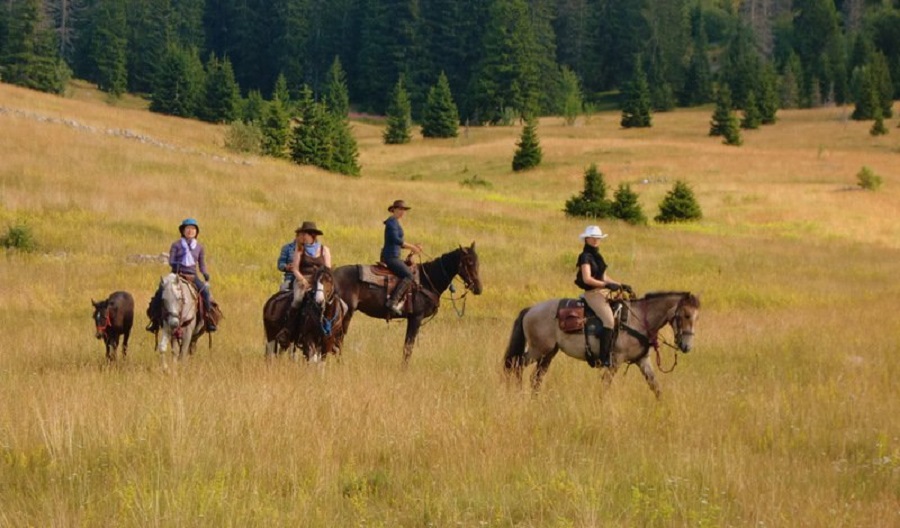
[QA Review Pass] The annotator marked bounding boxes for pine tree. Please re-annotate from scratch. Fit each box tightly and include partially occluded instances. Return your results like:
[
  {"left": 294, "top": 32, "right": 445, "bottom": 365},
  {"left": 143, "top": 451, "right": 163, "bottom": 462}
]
[
  {"left": 125, "top": 0, "right": 169, "bottom": 94},
  {"left": 290, "top": 86, "right": 322, "bottom": 166},
  {"left": 780, "top": 53, "right": 802, "bottom": 109},
  {"left": 740, "top": 91, "right": 761, "bottom": 130},
  {"left": 90, "top": 0, "right": 128, "bottom": 97},
  {"left": 261, "top": 96, "right": 290, "bottom": 157},
  {"left": 611, "top": 184, "right": 647, "bottom": 225},
  {"left": 870, "top": 106, "right": 888, "bottom": 136},
  {"left": 150, "top": 45, "right": 205, "bottom": 118},
  {"left": 384, "top": 76, "right": 412, "bottom": 145},
  {"left": 759, "top": 63, "right": 780, "bottom": 124},
  {"left": 290, "top": 85, "right": 361, "bottom": 177},
  {"left": 512, "top": 116, "right": 542, "bottom": 171},
  {"left": 329, "top": 114, "right": 362, "bottom": 176},
  {"left": 655, "top": 181, "right": 702, "bottom": 223},
  {"left": 421, "top": 71, "right": 459, "bottom": 138},
  {"left": 564, "top": 164, "right": 611, "bottom": 218},
  {"left": 1, "top": 0, "right": 69, "bottom": 94},
  {"left": 323, "top": 56, "right": 350, "bottom": 118},
  {"left": 202, "top": 54, "right": 240, "bottom": 123},
  {"left": 710, "top": 86, "right": 742, "bottom": 145},
  {"left": 559, "top": 66, "right": 583, "bottom": 126},
  {"left": 242, "top": 90, "right": 267, "bottom": 124},
  {"left": 620, "top": 56, "right": 652, "bottom": 128},
  {"left": 273, "top": 73, "right": 290, "bottom": 108}
]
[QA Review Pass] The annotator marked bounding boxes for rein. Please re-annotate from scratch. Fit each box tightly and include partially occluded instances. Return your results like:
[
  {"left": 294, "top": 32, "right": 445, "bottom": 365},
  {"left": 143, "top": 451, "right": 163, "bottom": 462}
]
[
  {"left": 616, "top": 292, "right": 683, "bottom": 373},
  {"left": 418, "top": 250, "right": 473, "bottom": 319}
]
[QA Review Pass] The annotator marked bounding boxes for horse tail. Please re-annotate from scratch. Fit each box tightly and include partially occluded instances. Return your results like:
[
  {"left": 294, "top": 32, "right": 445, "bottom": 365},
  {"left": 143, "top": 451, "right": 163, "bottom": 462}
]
[{"left": 503, "top": 307, "right": 530, "bottom": 373}]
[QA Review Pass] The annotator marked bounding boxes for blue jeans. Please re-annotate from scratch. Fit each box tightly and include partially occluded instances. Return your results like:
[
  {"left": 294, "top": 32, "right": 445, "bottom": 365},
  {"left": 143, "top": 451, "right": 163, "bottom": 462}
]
[{"left": 383, "top": 257, "right": 413, "bottom": 280}]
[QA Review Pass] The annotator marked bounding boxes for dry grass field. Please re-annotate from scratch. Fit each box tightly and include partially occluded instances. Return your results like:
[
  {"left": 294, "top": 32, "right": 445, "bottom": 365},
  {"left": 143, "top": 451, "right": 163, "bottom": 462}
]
[{"left": 1, "top": 81, "right": 899, "bottom": 527}]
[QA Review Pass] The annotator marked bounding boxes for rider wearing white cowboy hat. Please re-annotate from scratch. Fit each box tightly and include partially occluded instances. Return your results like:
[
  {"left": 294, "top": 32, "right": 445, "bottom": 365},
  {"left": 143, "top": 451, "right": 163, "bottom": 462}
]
[{"left": 574, "top": 225, "right": 632, "bottom": 367}]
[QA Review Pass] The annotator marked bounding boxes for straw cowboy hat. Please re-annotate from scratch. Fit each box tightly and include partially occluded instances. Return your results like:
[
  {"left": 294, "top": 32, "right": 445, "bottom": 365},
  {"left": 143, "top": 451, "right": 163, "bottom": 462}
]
[
  {"left": 388, "top": 199, "right": 411, "bottom": 212},
  {"left": 578, "top": 225, "right": 608, "bottom": 240},
  {"left": 295, "top": 221, "right": 323, "bottom": 236}
]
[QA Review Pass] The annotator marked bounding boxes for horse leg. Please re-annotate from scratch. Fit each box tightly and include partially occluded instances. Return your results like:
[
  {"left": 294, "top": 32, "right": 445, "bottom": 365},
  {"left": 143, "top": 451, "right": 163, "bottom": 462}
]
[
  {"left": 402, "top": 316, "right": 423, "bottom": 364},
  {"left": 530, "top": 346, "right": 559, "bottom": 392},
  {"left": 636, "top": 356, "right": 662, "bottom": 399},
  {"left": 122, "top": 329, "right": 130, "bottom": 360}
]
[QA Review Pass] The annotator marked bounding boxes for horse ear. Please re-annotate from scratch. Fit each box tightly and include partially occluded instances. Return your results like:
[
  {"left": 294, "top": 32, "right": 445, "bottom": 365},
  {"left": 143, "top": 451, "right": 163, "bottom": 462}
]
[
  {"left": 470, "top": 241, "right": 476, "bottom": 250},
  {"left": 91, "top": 299, "right": 97, "bottom": 307}
]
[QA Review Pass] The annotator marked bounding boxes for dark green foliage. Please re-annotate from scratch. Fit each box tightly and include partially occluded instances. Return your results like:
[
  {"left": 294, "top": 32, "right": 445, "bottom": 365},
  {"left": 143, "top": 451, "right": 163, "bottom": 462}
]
[
  {"left": 421, "top": 72, "right": 459, "bottom": 138},
  {"left": 323, "top": 57, "right": 350, "bottom": 118},
  {"left": 759, "top": 63, "right": 780, "bottom": 124},
  {"left": 1, "top": 223, "right": 36, "bottom": 252},
  {"left": 150, "top": 45, "right": 205, "bottom": 118},
  {"left": 721, "top": 22, "right": 762, "bottom": 110},
  {"left": 564, "top": 164, "right": 611, "bottom": 219},
  {"left": 681, "top": 10, "right": 713, "bottom": 106},
  {"left": 89, "top": 0, "right": 128, "bottom": 97},
  {"left": 611, "top": 184, "right": 647, "bottom": 225},
  {"left": 225, "top": 121, "right": 263, "bottom": 154},
  {"left": 851, "top": 52, "right": 892, "bottom": 121},
  {"left": 202, "top": 54, "right": 240, "bottom": 123},
  {"left": 869, "top": 109, "right": 888, "bottom": 137},
  {"left": 384, "top": 76, "right": 412, "bottom": 145},
  {"left": 511, "top": 117, "right": 542, "bottom": 172},
  {"left": 740, "top": 91, "right": 761, "bottom": 130},
  {"left": 780, "top": 53, "right": 802, "bottom": 109},
  {"left": 856, "top": 166, "right": 883, "bottom": 190},
  {"left": 559, "top": 66, "right": 582, "bottom": 126},
  {"left": 125, "top": 0, "right": 169, "bottom": 94},
  {"left": 0, "top": 0, "right": 69, "bottom": 94},
  {"left": 655, "top": 181, "right": 702, "bottom": 223},
  {"left": 710, "top": 86, "right": 742, "bottom": 146},
  {"left": 290, "top": 86, "right": 361, "bottom": 176},
  {"left": 273, "top": 73, "right": 290, "bottom": 108},
  {"left": 242, "top": 90, "right": 267, "bottom": 124},
  {"left": 620, "top": 57, "right": 652, "bottom": 128},
  {"left": 261, "top": 97, "right": 290, "bottom": 157}
]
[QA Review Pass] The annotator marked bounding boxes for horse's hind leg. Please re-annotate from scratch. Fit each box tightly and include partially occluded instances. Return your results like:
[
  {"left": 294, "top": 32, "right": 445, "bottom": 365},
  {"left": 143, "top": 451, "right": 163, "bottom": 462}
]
[
  {"left": 402, "top": 317, "right": 422, "bottom": 364},
  {"left": 530, "top": 346, "right": 559, "bottom": 392},
  {"left": 636, "top": 356, "right": 662, "bottom": 399}
]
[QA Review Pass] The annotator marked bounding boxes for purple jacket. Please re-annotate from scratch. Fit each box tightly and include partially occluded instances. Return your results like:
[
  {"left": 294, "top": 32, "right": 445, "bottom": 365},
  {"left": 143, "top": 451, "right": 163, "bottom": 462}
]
[{"left": 169, "top": 238, "right": 207, "bottom": 276}]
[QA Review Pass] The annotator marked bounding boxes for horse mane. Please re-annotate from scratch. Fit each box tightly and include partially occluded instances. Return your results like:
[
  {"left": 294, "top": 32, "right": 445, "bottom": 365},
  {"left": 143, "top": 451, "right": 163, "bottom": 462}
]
[{"left": 640, "top": 291, "right": 700, "bottom": 308}]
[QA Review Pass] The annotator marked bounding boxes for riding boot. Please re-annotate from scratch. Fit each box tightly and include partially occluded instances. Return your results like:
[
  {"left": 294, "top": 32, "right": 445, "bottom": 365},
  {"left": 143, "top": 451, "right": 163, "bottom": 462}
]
[
  {"left": 386, "top": 278, "right": 412, "bottom": 316},
  {"left": 145, "top": 287, "right": 162, "bottom": 332},
  {"left": 598, "top": 327, "right": 614, "bottom": 368},
  {"left": 201, "top": 290, "right": 217, "bottom": 332},
  {"left": 276, "top": 305, "right": 300, "bottom": 347}
]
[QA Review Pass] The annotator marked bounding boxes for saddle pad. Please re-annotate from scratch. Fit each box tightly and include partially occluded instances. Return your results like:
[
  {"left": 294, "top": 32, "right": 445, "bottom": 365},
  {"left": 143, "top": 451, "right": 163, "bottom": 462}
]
[{"left": 358, "top": 264, "right": 420, "bottom": 288}]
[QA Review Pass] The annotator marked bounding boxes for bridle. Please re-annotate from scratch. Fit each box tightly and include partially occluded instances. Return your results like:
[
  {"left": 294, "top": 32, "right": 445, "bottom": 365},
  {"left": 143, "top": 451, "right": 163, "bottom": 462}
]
[{"left": 95, "top": 308, "right": 112, "bottom": 339}]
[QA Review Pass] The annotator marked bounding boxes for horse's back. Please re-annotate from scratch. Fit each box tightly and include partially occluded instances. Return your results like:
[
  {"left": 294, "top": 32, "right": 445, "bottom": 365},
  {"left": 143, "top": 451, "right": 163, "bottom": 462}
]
[{"left": 108, "top": 291, "right": 135, "bottom": 329}]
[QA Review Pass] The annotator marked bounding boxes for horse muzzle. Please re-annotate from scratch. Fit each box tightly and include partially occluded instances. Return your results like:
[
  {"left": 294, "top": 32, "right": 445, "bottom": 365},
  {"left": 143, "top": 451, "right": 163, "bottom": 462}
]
[{"left": 678, "top": 332, "right": 694, "bottom": 353}]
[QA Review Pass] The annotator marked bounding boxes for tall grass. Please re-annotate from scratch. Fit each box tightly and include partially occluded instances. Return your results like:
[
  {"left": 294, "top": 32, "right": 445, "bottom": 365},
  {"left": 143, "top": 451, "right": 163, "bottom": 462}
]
[{"left": 1, "top": 82, "right": 898, "bottom": 526}]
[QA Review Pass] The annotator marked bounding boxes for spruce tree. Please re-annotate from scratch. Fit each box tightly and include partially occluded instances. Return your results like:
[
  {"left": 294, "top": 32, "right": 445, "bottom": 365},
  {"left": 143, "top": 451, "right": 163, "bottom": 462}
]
[
  {"left": 384, "top": 76, "right": 412, "bottom": 145},
  {"left": 242, "top": 90, "right": 267, "bottom": 124},
  {"left": 655, "top": 181, "right": 702, "bottom": 223},
  {"left": 329, "top": 114, "right": 362, "bottom": 176},
  {"left": 870, "top": 107, "right": 888, "bottom": 136},
  {"left": 150, "top": 45, "right": 205, "bottom": 118},
  {"left": 202, "top": 54, "right": 240, "bottom": 123},
  {"left": 780, "top": 54, "right": 802, "bottom": 110},
  {"left": 559, "top": 66, "right": 583, "bottom": 126},
  {"left": 740, "top": 91, "right": 761, "bottom": 130},
  {"left": 421, "top": 71, "right": 460, "bottom": 138},
  {"left": 512, "top": 116, "right": 542, "bottom": 171},
  {"left": 125, "top": 0, "right": 169, "bottom": 94},
  {"left": 1, "top": 0, "right": 69, "bottom": 94},
  {"left": 90, "top": 0, "right": 128, "bottom": 97},
  {"left": 620, "top": 57, "right": 652, "bottom": 128},
  {"left": 759, "top": 63, "right": 780, "bottom": 125},
  {"left": 323, "top": 56, "right": 350, "bottom": 118},
  {"left": 611, "top": 184, "right": 647, "bottom": 225},
  {"left": 564, "top": 164, "right": 611, "bottom": 218},
  {"left": 261, "top": 97, "right": 290, "bottom": 157},
  {"left": 851, "top": 65, "right": 879, "bottom": 121},
  {"left": 290, "top": 86, "right": 321, "bottom": 166},
  {"left": 273, "top": 73, "right": 290, "bottom": 108},
  {"left": 710, "top": 86, "right": 742, "bottom": 146}
]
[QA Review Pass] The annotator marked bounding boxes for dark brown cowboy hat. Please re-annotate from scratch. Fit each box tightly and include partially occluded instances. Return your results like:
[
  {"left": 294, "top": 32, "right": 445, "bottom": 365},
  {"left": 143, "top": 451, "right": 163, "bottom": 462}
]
[
  {"left": 295, "top": 221, "right": 323, "bottom": 236},
  {"left": 388, "top": 199, "right": 411, "bottom": 212}
]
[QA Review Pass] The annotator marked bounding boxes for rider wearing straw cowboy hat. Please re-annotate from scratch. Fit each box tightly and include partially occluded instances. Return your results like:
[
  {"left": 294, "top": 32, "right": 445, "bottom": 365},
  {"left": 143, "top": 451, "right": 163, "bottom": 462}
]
[
  {"left": 382, "top": 200, "right": 422, "bottom": 315},
  {"left": 575, "top": 225, "right": 631, "bottom": 367},
  {"left": 277, "top": 221, "right": 332, "bottom": 347}
]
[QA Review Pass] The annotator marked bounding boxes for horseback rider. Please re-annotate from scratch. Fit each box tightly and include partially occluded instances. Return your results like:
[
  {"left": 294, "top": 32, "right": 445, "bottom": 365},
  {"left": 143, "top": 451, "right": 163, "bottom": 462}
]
[
  {"left": 382, "top": 200, "right": 422, "bottom": 315},
  {"left": 146, "top": 218, "right": 217, "bottom": 332},
  {"left": 277, "top": 221, "right": 332, "bottom": 347},
  {"left": 277, "top": 227, "right": 304, "bottom": 291},
  {"left": 575, "top": 225, "right": 631, "bottom": 367}
]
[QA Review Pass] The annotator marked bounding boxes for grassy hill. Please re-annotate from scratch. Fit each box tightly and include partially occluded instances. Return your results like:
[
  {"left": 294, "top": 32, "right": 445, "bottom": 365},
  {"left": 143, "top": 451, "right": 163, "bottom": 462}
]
[{"left": 1, "top": 81, "right": 899, "bottom": 526}]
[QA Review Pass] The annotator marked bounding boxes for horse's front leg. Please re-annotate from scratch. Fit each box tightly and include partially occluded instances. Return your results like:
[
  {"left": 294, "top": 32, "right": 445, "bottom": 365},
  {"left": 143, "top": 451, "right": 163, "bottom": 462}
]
[
  {"left": 636, "top": 356, "right": 662, "bottom": 399},
  {"left": 402, "top": 316, "right": 423, "bottom": 364}
]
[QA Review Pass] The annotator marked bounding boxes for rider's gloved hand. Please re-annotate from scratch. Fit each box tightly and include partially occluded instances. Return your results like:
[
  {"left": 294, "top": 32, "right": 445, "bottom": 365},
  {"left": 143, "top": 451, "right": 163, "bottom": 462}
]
[
  {"left": 622, "top": 283, "right": 633, "bottom": 294},
  {"left": 605, "top": 282, "right": 621, "bottom": 291},
  {"left": 202, "top": 272, "right": 210, "bottom": 282}
]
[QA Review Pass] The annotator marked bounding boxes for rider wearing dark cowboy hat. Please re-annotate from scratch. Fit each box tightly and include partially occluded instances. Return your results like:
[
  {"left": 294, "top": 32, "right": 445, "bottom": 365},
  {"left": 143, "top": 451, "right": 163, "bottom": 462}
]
[
  {"left": 146, "top": 218, "right": 217, "bottom": 332},
  {"left": 381, "top": 200, "right": 422, "bottom": 315},
  {"left": 276, "top": 221, "right": 332, "bottom": 347}
]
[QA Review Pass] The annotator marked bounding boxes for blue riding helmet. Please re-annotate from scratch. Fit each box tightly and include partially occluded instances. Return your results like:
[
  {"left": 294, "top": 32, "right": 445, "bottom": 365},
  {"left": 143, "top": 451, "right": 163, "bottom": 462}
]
[{"left": 179, "top": 218, "right": 200, "bottom": 235}]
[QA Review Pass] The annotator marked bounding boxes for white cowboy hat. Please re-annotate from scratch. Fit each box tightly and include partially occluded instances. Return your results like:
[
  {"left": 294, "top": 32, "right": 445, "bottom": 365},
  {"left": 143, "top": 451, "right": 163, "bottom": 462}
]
[{"left": 578, "top": 225, "right": 608, "bottom": 240}]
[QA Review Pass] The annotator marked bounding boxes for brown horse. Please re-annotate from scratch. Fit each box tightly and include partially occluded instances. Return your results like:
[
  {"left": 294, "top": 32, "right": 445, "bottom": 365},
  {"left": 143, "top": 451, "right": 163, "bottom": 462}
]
[
  {"left": 263, "top": 267, "right": 346, "bottom": 362},
  {"left": 333, "top": 243, "right": 483, "bottom": 362},
  {"left": 92, "top": 291, "right": 134, "bottom": 362},
  {"left": 503, "top": 291, "right": 700, "bottom": 398}
]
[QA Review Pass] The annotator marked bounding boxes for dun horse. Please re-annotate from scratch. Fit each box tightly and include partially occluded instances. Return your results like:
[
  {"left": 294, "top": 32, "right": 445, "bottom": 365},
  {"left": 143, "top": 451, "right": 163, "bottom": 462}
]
[
  {"left": 92, "top": 291, "right": 134, "bottom": 362},
  {"left": 503, "top": 291, "right": 700, "bottom": 398},
  {"left": 151, "top": 273, "right": 218, "bottom": 368},
  {"left": 263, "top": 267, "right": 346, "bottom": 362},
  {"left": 333, "top": 243, "right": 482, "bottom": 362}
]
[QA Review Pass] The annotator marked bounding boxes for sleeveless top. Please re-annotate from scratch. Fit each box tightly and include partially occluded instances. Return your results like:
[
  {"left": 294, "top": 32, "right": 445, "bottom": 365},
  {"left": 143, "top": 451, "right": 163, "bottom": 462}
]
[
  {"left": 299, "top": 246, "right": 326, "bottom": 278},
  {"left": 574, "top": 244, "right": 607, "bottom": 291}
]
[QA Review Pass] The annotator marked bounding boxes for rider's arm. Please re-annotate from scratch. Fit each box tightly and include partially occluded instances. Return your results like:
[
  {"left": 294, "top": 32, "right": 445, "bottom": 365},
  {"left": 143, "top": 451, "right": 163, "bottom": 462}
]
[
  {"left": 291, "top": 249, "right": 307, "bottom": 286},
  {"left": 581, "top": 263, "right": 605, "bottom": 289},
  {"left": 277, "top": 244, "right": 291, "bottom": 272},
  {"left": 323, "top": 245, "right": 332, "bottom": 268}
]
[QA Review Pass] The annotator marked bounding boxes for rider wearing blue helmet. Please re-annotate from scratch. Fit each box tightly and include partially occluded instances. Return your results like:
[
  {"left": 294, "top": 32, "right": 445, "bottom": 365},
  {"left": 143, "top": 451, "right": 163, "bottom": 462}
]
[{"left": 146, "top": 218, "right": 217, "bottom": 332}]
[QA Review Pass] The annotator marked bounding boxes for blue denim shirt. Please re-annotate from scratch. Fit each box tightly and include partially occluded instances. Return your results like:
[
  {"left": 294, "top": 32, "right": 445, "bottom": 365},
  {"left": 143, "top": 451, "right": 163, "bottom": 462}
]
[
  {"left": 277, "top": 241, "right": 297, "bottom": 282},
  {"left": 381, "top": 216, "right": 404, "bottom": 260}
]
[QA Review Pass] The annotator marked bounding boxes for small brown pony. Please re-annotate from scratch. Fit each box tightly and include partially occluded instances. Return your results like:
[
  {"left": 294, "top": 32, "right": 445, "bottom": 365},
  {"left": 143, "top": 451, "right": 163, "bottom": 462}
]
[
  {"left": 263, "top": 267, "right": 346, "bottom": 362},
  {"left": 92, "top": 291, "right": 134, "bottom": 362},
  {"left": 333, "top": 243, "right": 482, "bottom": 363},
  {"left": 503, "top": 291, "right": 700, "bottom": 398}
]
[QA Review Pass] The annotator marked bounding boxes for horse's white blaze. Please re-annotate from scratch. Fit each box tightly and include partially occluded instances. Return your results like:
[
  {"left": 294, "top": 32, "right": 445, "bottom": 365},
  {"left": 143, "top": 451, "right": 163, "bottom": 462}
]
[{"left": 314, "top": 279, "right": 325, "bottom": 304}]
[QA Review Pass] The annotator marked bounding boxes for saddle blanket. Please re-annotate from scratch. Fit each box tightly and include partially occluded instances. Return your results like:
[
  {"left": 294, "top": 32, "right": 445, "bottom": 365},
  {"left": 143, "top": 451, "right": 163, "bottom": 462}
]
[{"left": 358, "top": 263, "right": 421, "bottom": 289}]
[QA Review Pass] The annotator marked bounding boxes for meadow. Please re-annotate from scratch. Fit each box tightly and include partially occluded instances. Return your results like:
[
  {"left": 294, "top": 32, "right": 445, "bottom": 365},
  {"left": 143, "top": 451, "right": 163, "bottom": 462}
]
[{"left": 1, "top": 81, "right": 899, "bottom": 527}]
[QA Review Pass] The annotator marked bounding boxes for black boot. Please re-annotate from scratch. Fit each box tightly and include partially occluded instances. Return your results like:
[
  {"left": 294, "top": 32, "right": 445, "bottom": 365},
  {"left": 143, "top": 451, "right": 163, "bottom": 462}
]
[
  {"left": 276, "top": 305, "right": 300, "bottom": 347},
  {"left": 386, "top": 278, "right": 412, "bottom": 316},
  {"left": 598, "top": 327, "right": 614, "bottom": 368},
  {"left": 203, "top": 300, "right": 217, "bottom": 332}
]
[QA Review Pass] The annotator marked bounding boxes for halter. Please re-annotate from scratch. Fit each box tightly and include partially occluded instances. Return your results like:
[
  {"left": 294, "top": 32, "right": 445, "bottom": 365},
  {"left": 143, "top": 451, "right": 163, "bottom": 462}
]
[{"left": 95, "top": 308, "right": 112, "bottom": 339}]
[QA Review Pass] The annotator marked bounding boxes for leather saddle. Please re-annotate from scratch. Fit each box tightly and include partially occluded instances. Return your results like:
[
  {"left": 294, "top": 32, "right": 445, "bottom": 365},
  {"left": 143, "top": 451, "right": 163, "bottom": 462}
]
[
  {"left": 556, "top": 298, "right": 627, "bottom": 334},
  {"left": 358, "top": 263, "right": 421, "bottom": 292}
]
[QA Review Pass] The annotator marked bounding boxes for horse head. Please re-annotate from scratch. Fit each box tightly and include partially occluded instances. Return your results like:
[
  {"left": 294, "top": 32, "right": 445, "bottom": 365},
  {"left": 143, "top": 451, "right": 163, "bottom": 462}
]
[
  {"left": 92, "top": 298, "right": 111, "bottom": 340},
  {"left": 457, "top": 242, "right": 483, "bottom": 295},
  {"left": 312, "top": 267, "right": 335, "bottom": 306},
  {"left": 671, "top": 293, "right": 701, "bottom": 353},
  {"left": 160, "top": 274, "right": 188, "bottom": 330}
]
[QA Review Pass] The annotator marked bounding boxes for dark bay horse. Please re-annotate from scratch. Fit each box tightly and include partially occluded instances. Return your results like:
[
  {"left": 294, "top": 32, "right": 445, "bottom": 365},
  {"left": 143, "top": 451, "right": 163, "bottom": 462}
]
[
  {"left": 503, "top": 291, "right": 700, "bottom": 398},
  {"left": 263, "top": 267, "right": 346, "bottom": 362},
  {"left": 92, "top": 291, "right": 134, "bottom": 362},
  {"left": 333, "top": 243, "right": 483, "bottom": 362}
]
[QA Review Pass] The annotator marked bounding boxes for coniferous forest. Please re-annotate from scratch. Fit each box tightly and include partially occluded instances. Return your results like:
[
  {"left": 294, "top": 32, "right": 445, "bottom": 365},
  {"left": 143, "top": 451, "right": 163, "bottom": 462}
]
[{"left": 2, "top": 0, "right": 898, "bottom": 127}]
